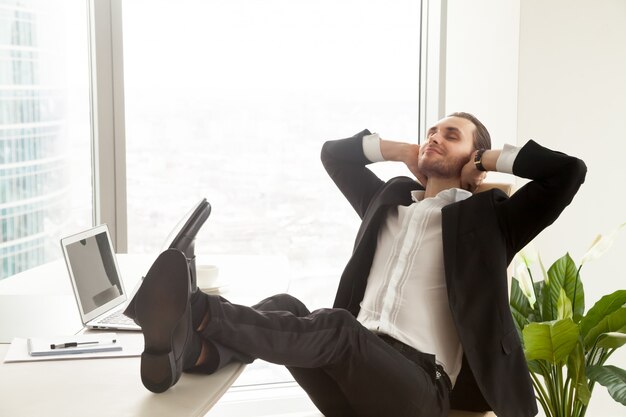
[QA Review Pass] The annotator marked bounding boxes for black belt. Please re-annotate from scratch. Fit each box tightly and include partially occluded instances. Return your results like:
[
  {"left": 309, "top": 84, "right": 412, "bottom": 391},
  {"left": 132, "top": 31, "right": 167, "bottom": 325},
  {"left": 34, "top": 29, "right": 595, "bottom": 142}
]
[{"left": 378, "top": 334, "right": 452, "bottom": 393}]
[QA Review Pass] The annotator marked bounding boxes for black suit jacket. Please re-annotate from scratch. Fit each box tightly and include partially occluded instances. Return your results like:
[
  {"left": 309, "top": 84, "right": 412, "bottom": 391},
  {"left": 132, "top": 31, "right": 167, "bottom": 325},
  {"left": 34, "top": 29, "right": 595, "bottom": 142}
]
[{"left": 321, "top": 130, "right": 587, "bottom": 417}]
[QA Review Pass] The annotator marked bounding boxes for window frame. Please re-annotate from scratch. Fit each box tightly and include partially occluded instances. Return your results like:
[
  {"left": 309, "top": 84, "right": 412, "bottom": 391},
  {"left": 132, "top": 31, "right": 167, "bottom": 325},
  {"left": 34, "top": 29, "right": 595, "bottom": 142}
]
[{"left": 88, "top": 0, "right": 128, "bottom": 253}]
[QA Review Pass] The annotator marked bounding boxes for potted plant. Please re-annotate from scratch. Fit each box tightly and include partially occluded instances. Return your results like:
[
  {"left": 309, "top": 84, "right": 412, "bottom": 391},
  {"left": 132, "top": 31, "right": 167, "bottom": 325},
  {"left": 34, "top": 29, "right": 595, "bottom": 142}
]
[{"left": 510, "top": 224, "right": 626, "bottom": 417}]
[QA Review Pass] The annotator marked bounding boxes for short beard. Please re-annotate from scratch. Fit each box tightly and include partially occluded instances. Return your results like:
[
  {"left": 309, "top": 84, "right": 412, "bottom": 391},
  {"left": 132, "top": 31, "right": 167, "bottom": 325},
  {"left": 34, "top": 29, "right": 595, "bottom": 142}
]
[{"left": 420, "top": 155, "right": 467, "bottom": 179}]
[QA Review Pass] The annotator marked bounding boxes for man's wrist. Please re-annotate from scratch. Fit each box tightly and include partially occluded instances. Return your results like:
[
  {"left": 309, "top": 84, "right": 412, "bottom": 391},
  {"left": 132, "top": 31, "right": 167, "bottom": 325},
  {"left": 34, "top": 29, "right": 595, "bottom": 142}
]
[
  {"left": 495, "top": 144, "right": 520, "bottom": 174},
  {"left": 380, "top": 139, "right": 411, "bottom": 163},
  {"left": 474, "top": 149, "right": 487, "bottom": 171},
  {"left": 478, "top": 149, "right": 502, "bottom": 172},
  {"left": 472, "top": 145, "right": 520, "bottom": 174}
]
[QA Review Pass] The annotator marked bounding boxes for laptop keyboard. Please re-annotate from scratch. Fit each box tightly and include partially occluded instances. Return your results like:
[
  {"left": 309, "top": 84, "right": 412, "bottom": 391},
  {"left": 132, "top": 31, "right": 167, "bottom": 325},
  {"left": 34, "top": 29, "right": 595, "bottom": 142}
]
[{"left": 98, "top": 310, "right": 136, "bottom": 325}]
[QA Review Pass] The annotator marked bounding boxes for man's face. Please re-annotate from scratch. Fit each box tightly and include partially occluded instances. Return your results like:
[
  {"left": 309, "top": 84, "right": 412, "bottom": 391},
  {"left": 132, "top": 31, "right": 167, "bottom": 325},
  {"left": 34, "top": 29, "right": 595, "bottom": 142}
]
[{"left": 419, "top": 116, "right": 476, "bottom": 179}]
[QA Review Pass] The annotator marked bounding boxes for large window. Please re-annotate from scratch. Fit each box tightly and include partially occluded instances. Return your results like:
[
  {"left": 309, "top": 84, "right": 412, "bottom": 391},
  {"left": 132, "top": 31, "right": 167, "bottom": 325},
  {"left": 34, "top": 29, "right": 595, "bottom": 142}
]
[
  {"left": 122, "top": 0, "right": 421, "bottom": 308},
  {"left": 0, "top": 0, "right": 92, "bottom": 279}
]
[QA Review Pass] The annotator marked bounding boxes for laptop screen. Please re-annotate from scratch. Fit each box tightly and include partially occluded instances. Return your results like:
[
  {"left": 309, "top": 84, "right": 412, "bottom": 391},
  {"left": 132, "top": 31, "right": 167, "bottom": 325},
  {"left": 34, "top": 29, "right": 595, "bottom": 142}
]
[{"left": 64, "top": 230, "right": 123, "bottom": 315}]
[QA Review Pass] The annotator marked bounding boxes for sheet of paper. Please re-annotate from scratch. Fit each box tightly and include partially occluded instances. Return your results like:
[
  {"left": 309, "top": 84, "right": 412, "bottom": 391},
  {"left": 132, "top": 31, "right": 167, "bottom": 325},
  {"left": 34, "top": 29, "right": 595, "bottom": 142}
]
[{"left": 3, "top": 331, "right": 144, "bottom": 363}]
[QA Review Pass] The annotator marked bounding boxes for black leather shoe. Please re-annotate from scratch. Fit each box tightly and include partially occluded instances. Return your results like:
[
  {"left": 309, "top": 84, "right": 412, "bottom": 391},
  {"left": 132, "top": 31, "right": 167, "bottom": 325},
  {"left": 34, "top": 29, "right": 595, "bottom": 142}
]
[
  {"left": 123, "top": 260, "right": 196, "bottom": 326},
  {"left": 134, "top": 249, "right": 193, "bottom": 393}
]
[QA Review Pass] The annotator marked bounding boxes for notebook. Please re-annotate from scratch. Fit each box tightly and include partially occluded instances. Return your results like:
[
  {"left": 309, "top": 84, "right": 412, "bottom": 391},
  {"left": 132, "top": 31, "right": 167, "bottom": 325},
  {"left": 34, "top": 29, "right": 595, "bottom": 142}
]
[
  {"left": 27, "top": 332, "right": 121, "bottom": 356},
  {"left": 60, "top": 225, "right": 141, "bottom": 331}
]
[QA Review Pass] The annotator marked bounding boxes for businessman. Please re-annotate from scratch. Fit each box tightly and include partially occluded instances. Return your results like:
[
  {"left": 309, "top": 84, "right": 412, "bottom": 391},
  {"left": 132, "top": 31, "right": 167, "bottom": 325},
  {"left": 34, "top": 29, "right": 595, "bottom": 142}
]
[{"left": 129, "top": 112, "right": 586, "bottom": 417}]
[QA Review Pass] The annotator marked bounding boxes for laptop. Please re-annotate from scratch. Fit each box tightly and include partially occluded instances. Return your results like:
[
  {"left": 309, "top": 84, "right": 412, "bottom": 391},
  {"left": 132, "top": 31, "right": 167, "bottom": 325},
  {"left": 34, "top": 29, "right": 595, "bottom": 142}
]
[{"left": 60, "top": 224, "right": 141, "bottom": 331}]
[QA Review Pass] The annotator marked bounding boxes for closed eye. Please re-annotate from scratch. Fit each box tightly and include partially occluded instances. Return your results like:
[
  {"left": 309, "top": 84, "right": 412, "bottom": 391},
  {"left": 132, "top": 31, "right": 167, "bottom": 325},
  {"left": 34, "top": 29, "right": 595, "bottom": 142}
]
[{"left": 444, "top": 127, "right": 461, "bottom": 141}]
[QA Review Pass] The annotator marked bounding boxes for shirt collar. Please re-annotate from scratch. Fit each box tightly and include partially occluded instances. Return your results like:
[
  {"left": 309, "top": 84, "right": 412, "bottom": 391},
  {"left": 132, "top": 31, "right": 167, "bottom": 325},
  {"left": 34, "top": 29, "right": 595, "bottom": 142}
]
[{"left": 411, "top": 188, "right": 472, "bottom": 204}]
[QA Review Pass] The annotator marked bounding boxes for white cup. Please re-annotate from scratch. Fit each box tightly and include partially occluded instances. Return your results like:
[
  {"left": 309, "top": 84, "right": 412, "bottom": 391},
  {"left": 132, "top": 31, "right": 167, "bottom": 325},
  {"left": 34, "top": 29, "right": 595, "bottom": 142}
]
[{"left": 196, "top": 265, "right": 220, "bottom": 289}]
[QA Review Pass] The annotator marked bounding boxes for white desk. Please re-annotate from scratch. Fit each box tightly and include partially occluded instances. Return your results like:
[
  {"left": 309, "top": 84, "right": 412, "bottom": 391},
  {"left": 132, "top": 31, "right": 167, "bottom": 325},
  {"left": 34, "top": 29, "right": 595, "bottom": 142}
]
[{"left": 0, "top": 254, "right": 289, "bottom": 417}]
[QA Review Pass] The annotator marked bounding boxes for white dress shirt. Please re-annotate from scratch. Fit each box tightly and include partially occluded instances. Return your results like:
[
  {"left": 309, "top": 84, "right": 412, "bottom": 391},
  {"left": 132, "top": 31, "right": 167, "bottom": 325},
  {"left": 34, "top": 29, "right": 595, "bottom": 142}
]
[{"left": 357, "top": 133, "right": 520, "bottom": 387}]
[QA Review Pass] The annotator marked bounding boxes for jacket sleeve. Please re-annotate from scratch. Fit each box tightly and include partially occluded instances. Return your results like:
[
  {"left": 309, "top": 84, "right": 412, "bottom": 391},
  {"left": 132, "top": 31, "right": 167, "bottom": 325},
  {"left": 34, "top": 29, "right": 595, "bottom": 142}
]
[
  {"left": 496, "top": 140, "right": 587, "bottom": 255},
  {"left": 321, "top": 130, "right": 385, "bottom": 219}
]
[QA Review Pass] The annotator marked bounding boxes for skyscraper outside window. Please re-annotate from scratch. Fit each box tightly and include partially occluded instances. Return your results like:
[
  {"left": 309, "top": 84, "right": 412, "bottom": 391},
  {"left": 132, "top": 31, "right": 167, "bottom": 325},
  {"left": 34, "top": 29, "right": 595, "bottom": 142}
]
[{"left": 0, "top": 0, "right": 92, "bottom": 280}]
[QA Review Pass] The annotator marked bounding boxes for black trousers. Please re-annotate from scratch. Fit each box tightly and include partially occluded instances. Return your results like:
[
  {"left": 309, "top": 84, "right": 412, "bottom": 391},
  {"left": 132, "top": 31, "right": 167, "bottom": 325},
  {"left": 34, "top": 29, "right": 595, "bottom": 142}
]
[{"left": 199, "top": 293, "right": 450, "bottom": 417}]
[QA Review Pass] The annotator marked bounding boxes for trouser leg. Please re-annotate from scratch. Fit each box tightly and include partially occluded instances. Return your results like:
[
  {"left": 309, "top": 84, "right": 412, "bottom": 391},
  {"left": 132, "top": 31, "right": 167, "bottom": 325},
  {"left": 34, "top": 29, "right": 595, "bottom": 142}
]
[
  {"left": 252, "top": 294, "right": 356, "bottom": 417},
  {"left": 193, "top": 293, "right": 327, "bottom": 373},
  {"left": 322, "top": 334, "right": 450, "bottom": 417},
  {"left": 210, "top": 293, "right": 313, "bottom": 368},
  {"left": 200, "top": 293, "right": 448, "bottom": 417},
  {"left": 201, "top": 293, "right": 365, "bottom": 368}
]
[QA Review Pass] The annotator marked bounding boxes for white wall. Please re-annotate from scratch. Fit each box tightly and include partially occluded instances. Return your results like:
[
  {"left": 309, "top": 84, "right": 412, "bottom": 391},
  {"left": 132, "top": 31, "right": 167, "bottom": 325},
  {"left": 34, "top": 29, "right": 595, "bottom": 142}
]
[
  {"left": 445, "top": 0, "right": 626, "bottom": 415},
  {"left": 445, "top": 0, "right": 520, "bottom": 151},
  {"left": 518, "top": 1, "right": 626, "bottom": 416}
]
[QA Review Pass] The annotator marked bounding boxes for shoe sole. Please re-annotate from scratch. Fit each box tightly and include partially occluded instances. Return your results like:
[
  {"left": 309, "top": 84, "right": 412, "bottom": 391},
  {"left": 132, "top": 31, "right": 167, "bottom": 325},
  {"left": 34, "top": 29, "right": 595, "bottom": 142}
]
[{"left": 135, "top": 249, "right": 191, "bottom": 393}]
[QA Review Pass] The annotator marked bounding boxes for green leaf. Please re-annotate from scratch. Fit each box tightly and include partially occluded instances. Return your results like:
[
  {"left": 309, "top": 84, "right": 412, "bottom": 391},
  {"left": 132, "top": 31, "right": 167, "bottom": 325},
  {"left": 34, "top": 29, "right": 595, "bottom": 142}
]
[
  {"left": 533, "top": 280, "right": 546, "bottom": 322},
  {"left": 557, "top": 288, "right": 573, "bottom": 320},
  {"left": 511, "top": 312, "right": 528, "bottom": 347},
  {"left": 527, "top": 359, "right": 543, "bottom": 374},
  {"left": 510, "top": 278, "right": 533, "bottom": 340},
  {"left": 523, "top": 319, "right": 579, "bottom": 364},
  {"left": 583, "top": 307, "right": 626, "bottom": 349},
  {"left": 580, "top": 290, "right": 626, "bottom": 340},
  {"left": 543, "top": 253, "right": 584, "bottom": 322},
  {"left": 567, "top": 341, "right": 591, "bottom": 405},
  {"left": 596, "top": 332, "right": 626, "bottom": 349},
  {"left": 587, "top": 365, "right": 626, "bottom": 406}
]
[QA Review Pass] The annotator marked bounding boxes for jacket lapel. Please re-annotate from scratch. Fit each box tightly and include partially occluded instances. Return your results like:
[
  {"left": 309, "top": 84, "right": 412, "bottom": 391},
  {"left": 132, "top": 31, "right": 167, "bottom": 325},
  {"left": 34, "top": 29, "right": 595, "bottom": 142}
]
[
  {"left": 334, "top": 177, "right": 421, "bottom": 313},
  {"left": 353, "top": 177, "right": 420, "bottom": 249},
  {"left": 441, "top": 202, "right": 460, "bottom": 304}
]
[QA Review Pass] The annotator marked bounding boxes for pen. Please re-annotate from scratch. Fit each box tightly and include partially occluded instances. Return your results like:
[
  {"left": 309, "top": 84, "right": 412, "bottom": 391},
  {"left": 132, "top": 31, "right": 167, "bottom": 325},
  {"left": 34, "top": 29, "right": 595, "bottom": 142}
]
[{"left": 50, "top": 339, "right": 117, "bottom": 349}]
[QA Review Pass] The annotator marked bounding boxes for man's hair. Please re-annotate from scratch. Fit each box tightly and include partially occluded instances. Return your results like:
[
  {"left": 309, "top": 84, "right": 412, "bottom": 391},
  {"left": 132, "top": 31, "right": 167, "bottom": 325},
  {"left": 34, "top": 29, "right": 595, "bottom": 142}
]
[{"left": 447, "top": 111, "right": 492, "bottom": 150}]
